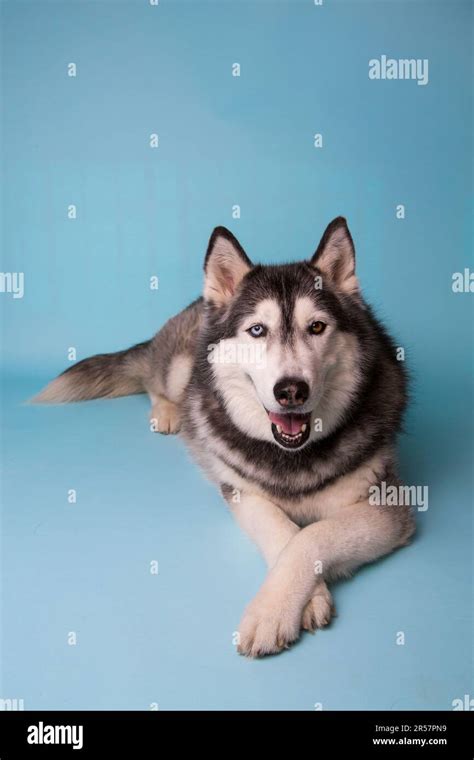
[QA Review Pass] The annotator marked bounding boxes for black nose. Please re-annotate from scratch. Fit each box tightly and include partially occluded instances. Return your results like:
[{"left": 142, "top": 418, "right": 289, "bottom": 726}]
[{"left": 273, "top": 378, "right": 309, "bottom": 407}]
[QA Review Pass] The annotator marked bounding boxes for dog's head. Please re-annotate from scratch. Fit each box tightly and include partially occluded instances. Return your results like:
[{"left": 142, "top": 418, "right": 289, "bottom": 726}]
[{"left": 202, "top": 218, "right": 368, "bottom": 451}]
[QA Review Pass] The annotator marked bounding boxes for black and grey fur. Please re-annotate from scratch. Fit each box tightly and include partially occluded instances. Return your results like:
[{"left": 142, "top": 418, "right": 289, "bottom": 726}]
[{"left": 35, "top": 218, "right": 415, "bottom": 657}]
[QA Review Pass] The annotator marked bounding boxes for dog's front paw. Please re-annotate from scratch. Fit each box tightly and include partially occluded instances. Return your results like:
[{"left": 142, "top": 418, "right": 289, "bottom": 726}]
[
  {"left": 301, "top": 582, "right": 335, "bottom": 632},
  {"left": 237, "top": 593, "right": 301, "bottom": 658}
]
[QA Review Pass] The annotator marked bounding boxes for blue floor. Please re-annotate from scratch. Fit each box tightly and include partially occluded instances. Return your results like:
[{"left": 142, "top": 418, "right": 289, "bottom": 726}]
[{"left": 1, "top": 372, "right": 472, "bottom": 710}]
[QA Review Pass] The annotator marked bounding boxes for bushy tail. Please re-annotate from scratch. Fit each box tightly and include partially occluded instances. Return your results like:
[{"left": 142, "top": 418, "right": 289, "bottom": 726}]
[{"left": 32, "top": 340, "right": 151, "bottom": 404}]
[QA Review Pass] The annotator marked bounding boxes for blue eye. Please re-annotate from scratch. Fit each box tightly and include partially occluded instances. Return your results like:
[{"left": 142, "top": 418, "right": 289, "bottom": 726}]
[{"left": 248, "top": 324, "right": 266, "bottom": 338}]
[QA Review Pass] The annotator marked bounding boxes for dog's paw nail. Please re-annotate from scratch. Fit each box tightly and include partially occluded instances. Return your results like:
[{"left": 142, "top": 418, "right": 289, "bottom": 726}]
[
  {"left": 237, "top": 596, "right": 300, "bottom": 657},
  {"left": 301, "top": 586, "right": 335, "bottom": 632}
]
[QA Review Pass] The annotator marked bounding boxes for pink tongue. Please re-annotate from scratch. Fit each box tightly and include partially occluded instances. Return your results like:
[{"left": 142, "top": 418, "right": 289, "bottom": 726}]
[{"left": 268, "top": 412, "right": 307, "bottom": 435}]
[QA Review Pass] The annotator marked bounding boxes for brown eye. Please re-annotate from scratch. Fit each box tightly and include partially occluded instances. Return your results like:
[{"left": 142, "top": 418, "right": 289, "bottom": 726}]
[{"left": 309, "top": 321, "right": 326, "bottom": 335}]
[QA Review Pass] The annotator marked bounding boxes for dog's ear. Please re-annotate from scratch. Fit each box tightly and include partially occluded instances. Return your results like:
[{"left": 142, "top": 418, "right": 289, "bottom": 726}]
[
  {"left": 310, "top": 217, "right": 358, "bottom": 294},
  {"left": 204, "top": 227, "right": 253, "bottom": 306}
]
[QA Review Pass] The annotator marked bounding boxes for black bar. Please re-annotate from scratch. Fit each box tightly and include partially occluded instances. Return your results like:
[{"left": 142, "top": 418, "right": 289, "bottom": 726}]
[{"left": 0, "top": 710, "right": 472, "bottom": 756}]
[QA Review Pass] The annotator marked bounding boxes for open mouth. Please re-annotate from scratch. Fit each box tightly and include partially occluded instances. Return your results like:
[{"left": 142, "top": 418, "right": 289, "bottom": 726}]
[{"left": 267, "top": 410, "right": 312, "bottom": 449}]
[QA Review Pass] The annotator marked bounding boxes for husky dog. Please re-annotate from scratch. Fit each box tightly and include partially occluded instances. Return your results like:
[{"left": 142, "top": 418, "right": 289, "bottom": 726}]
[{"left": 35, "top": 217, "right": 415, "bottom": 657}]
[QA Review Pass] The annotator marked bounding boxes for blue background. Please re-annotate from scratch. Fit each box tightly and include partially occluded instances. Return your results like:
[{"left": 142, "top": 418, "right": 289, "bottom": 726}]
[{"left": 1, "top": 0, "right": 472, "bottom": 710}]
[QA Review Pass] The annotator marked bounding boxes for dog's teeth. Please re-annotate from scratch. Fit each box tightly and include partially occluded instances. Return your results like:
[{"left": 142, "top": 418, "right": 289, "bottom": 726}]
[{"left": 275, "top": 423, "right": 307, "bottom": 446}]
